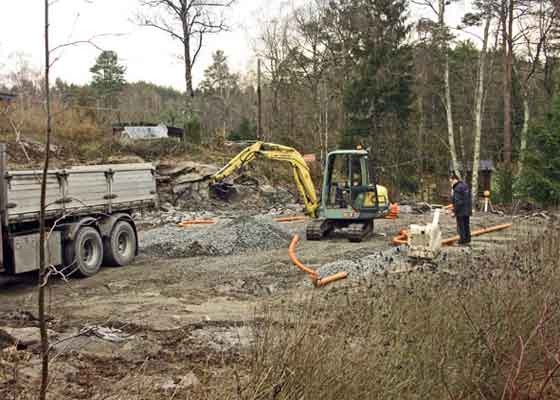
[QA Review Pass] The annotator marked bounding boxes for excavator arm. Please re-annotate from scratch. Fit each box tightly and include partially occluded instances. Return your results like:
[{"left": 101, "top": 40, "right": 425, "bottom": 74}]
[{"left": 210, "top": 142, "right": 319, "bottom": 217}]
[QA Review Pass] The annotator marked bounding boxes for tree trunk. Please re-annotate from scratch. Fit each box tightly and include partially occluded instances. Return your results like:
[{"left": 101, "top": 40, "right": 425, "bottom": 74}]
[
  {"left": 503, "top": 0, "right": 514, "bottom": 168},
  {"left": 445, "top": 55, "right": 460, "bottom": 177},
  {"left": 438, "top": 0, "right": 460, "bottom": 178},
  {"left": 417, "top": 91, "right": 425, "bottom": 199},
  {"left": 459, "top": 125, "right": 466, "bottom": 168},
  {"left": 518, "top": 93, "right": 530, "bottom": 176},
  {"left": 257, "top": 59, "right": 262, "bottom": 140},
  {"left": 39, "top": 1, "right": 51, "bottom": 399},
  {"left": 183, "top": 34, "right": 199, "bottom": 144},
  {"left": 472, "top": 15, "right": 492, "bottom": 213},
  {"left": 324, "top": 103, "right": 329, "bottom": 164}
]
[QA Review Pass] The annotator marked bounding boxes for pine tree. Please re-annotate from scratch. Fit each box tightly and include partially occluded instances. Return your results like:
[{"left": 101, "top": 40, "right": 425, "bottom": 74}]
[
  {"left": 200, "top": 50, "right": 238, "bottom": 96},
  {"left": 518, "top": 94, "right": 560, "bottom": 206},
  {"left": 327, "top": 0, "right": 415, "bottom": 195},
  {"left": 200, "top": 50, "right": 239, "bottom": 137},
  {"left": 90, "top": 50, "right": 126, "bottom": 108}
]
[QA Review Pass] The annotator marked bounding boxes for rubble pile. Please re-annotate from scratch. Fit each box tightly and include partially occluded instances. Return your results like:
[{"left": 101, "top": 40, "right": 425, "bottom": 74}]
[
  {"left": 157, "top": 160, "right": 220, "bottom": 207},
  {"left": 314, "top": 246, "right": 410, "bottom": 281},
  {"left": 155, "top": 160, "right": 299, "bottom": 213},
  {"left": 142, "top": 216, "right": 294, "bottom": 258}
]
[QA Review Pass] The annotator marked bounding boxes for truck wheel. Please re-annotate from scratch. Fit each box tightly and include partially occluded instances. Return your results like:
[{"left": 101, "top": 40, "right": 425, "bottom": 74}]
[
  {"left": 104, "top": 221, "right": 137, "bottom": 267},
  {"left": 65, "top": 227, "right": 103, "bottom": 278}
]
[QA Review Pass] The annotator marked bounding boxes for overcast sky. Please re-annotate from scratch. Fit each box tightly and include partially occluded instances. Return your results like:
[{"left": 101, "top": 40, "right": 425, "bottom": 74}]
[{"left": 0, "top": 0, "right": 473, "bottom": 91}]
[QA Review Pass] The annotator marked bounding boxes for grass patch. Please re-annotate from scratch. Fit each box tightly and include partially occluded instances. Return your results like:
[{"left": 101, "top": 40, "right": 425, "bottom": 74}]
[{"left": 223, "top": 222, "right": 560, "bottom": 400}]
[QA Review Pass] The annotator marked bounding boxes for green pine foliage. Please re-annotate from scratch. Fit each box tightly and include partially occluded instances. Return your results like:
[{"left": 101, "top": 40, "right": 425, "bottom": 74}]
[
  {"left": 228, "top": 117, "right": 257, "bottom": 141},
  {"left": 339, "top": 0, "right": 413, "bottom": 142},
  {"left": 518, "top": 95, "right": 560, "bottom": 206},
  {"left": 90, "top": 50, "right": 126, "bottom": 108}
]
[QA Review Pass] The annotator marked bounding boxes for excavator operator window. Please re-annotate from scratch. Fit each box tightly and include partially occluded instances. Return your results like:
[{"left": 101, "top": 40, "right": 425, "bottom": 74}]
[{"left": 326, "top": 154, "right": 350, "bottom": 208}]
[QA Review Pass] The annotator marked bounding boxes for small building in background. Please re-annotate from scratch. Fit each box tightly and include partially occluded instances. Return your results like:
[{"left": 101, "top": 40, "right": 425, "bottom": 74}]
[
  {"left": 418, "top": 161, "right": 494, "bottom": 204},
  {"left": 450, "top": 160, "right": 494, "bottom": 193},
  {"left": 112, "top": 122, "right": 184, "bottom": 141},
  {"left": 435, "top": 160, "right": 494, "bottom": 202}
]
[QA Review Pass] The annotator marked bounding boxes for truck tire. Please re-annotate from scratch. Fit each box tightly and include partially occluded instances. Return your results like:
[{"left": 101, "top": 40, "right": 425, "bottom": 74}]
[
  {"left": 103, "top": 221, "right": 137, "bottom": 267},
  {"left": 65, "top": 227, "right": 103, "bottom": 278}
]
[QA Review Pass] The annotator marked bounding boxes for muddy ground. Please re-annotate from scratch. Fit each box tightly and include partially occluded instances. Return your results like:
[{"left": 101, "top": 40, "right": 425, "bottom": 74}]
[{"left": 0, "top": 211, "right": 547, "bottom": 399}]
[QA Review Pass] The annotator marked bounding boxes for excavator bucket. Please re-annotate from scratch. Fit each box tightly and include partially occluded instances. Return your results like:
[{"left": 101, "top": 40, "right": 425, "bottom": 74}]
[{"left": 209, "top": 182, "right": 237, "bottom": 201}]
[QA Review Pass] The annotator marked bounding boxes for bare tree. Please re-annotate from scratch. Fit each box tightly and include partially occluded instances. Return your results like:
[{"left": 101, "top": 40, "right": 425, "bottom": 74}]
[
  {"left": 39, "top": 2, "right": 52, "bottom": 398},
  {"left": 138, "top": 0, "right": 235, "bottom": 143},
  {"left": 516, "top": 0, "right": 557, "bottom": 176},
  {"left": 470, "top": 10, "right": 493, "bottom": 212},
  {"left": 254, "top": 12, "right": 292, "bottom": 141},
  {"left": 502, "top": 0, "right": 515, "bottom": 179}
]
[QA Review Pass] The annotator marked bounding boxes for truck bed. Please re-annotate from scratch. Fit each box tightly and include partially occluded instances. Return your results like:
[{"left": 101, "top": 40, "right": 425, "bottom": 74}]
[{"left": 4, "top": 163, "right": 157, "bottom": 223}]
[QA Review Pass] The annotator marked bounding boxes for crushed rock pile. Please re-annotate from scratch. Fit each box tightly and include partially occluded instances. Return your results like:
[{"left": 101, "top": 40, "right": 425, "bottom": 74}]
[
  {"left": 142, "top": 216, "right": 294, "bottom": 258},
  {"left": 315, "top": 246, "right": 410, "bottom": 280}
]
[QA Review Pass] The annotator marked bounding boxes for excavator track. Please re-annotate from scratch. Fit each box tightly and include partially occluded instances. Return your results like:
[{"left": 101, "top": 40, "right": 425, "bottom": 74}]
[
  {"left": 306, "top": 219, "right": 332, "bottom": 241},
  {"left": 347, "top": 221, "right": 374, "bottom": 243}
]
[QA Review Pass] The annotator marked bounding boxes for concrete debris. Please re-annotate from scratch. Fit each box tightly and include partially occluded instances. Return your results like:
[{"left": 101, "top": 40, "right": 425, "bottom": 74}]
[
  {"left": 314, "top": 246, "right": 411, "bottom": 281},
  {"left": 142, "top": 216, "right": 294, "bottom": 258},
  {"left": 81, "top": 325, "right": 134, "bottom": 343}
]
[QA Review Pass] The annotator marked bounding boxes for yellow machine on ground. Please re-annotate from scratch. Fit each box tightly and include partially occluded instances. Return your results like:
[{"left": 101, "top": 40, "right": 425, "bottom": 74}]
[
  {"left": 210, "top": 141, "right": 390, "bottom": 242},
  {"left": 210, "top": 142, "right": 319, "bottom": 217}
]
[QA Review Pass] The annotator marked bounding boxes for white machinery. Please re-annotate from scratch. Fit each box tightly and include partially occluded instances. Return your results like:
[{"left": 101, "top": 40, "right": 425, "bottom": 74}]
[{"left": 408, "top": 209, "right": 442, "bottom": 260}]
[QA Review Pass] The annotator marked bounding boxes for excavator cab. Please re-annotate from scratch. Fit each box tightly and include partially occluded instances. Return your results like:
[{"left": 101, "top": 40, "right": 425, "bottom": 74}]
[{"left": 306, "top": 149, "right": 390, "bottom": 242}]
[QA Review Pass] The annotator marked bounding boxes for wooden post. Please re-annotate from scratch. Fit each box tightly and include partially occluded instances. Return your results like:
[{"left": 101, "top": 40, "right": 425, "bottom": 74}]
[{"left": 257, "top": 59, "right": 263, "bottom": 141}]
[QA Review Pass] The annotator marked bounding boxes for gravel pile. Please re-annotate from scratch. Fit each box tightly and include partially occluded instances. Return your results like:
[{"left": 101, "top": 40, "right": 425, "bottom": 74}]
[
  {"left": 142, "top": 216, "right": 293, "bottom": 258},
  {"left": 315, "top": 246, "right": 410, "bottom": 280}
]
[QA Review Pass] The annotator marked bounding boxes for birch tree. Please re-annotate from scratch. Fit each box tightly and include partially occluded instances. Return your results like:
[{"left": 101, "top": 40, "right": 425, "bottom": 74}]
[
  {"left": 412, "top": 0, "right": 461, "bottom": 177},
  {"left": 463, "top": 5, "right": 493, "bottom": 211}
]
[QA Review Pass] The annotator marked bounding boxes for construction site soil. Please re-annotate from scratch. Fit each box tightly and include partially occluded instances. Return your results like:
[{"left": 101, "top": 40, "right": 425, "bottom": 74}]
[{"left": 0, "top": 209, "right": 552, "bottom": 399}]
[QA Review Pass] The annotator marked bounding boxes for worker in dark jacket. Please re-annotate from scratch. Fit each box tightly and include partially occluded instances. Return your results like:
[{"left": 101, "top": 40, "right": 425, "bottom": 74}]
[{"left": 450, "top": 174, "right": 472, "bottom": 245}]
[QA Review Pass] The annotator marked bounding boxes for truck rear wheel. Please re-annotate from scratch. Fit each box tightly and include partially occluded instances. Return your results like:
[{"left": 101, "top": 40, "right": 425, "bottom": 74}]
[
  {"left": 103, "top": 221, "right": 137, "bottom": 267},
  {"left": 65, "top": 227, "right": 103, "bottom": 278}
]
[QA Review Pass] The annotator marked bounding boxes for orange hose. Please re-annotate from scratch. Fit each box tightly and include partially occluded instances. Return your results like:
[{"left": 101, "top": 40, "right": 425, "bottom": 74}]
[
  {"left": 289, "top": 235, "right": 319, "bottom": 279},
  {"left": 442, "top": 223, "right": 512, "bottom": 246},
  {"left": 391, "top": 223, "right": 513, "bottom": 246},
  {"left": 177, "top": 219, "right": 216, "bottom": 227},
  {"left": 274, "top": 216, "right": 307, "bottom": 223},
  {"left": 391, "top": 229, "right": 409, "bottom": 246},
  {"left": 288, "top": 235, "right": 348, "bottom": 288},
  {"left": 385, "top": 203, "right": 400, "bottom": 220},
  {"left": 316, "top": 272, "right": 349, "bottom": 287}
]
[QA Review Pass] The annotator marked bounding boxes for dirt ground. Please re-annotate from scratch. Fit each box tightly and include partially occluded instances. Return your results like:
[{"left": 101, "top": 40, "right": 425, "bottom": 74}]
[{"left": 0, "top": 211, "right": 544, "bottom": 399}]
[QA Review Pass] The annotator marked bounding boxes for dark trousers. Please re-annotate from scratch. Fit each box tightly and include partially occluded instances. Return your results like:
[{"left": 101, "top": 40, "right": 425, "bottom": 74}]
[{"left": 456, "top": 216, "right": 471, "bottom": 243}]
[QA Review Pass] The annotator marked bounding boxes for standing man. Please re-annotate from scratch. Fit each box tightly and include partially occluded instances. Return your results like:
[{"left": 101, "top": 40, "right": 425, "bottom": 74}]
[{"left": 450, "top": 173, "right": 472, "bottom": 245}]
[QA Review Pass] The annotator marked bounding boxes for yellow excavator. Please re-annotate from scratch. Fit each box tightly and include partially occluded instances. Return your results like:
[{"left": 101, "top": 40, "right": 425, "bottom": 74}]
[{"left": 210, "top": 141, "right": 390, "bottom": 242}]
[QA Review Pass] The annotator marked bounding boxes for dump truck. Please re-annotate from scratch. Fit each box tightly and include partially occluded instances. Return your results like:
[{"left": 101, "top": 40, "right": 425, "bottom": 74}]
[{"left": 0, "top": 144, "right": 157, "bottom": 278}]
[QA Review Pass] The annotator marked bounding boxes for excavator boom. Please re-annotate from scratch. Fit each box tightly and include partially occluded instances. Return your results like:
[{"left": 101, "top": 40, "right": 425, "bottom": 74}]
[{"left": 211, "top": 142, "right": 319, "bottom": 217}]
